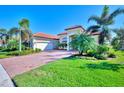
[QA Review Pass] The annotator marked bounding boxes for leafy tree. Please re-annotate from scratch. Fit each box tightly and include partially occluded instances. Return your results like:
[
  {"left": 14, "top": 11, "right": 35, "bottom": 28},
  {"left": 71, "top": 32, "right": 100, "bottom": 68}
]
[
  {"left": 7, "top": 39, "right": 18, "bottom": 49},
  {"left": 111, "top": 37, "right": 119, "bottom": 50},
  {"left": 88, "top": 5, "right": 124, "bottom": 44},
  {"left": 0, "top": 28, "right": 8, "bottom": 47},
  {"left": 111, "top": 28, "right": 124, "bottom": 50},
  {"left": 8, "top": 27, "right": 19, "bottom": 40},
  {"left": 70, "top": 33, "right": 96, "bottom": 55}
]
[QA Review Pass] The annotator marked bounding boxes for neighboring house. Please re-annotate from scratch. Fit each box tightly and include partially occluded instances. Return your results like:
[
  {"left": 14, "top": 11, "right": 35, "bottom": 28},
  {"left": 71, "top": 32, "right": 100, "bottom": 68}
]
[
  {"left": 0, "top": 40, "right": 4, "bottom": 47},
  {"left": 58, "top": 25, "right": 100, "bottom": 51},
  {"left": 32, "top": 32, "right": 59, "bottom": 51}
]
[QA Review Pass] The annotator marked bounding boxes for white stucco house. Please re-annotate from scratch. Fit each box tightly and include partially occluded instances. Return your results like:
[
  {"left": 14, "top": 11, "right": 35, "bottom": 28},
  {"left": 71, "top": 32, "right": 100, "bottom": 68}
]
[{"left": 33, "top": 25, "right": 100, "bottom": 51}]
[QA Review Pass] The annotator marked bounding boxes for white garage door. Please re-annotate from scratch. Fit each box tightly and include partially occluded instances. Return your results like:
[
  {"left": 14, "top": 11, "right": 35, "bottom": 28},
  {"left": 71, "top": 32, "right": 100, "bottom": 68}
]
[{"left": 34, "top": 41, "right": 54, "bottom": 51}]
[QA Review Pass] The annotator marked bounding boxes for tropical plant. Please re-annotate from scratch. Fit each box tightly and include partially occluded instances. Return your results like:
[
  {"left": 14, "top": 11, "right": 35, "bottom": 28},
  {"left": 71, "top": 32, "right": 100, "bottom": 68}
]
[
  {"left": 88, "top": 5, "right": 124, "bottom": 44},
  {"left": 70, "top": 33, "right": 96, "bottom": 55},
  {"left": 111, "top": 28, "right": 124, "bottom": 50}
]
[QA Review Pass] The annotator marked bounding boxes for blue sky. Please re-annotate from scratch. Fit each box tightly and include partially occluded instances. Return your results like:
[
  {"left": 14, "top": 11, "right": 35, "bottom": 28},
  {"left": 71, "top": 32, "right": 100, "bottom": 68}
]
[{"left": 0, "top": 5, "right": 124, "bottom": 35}]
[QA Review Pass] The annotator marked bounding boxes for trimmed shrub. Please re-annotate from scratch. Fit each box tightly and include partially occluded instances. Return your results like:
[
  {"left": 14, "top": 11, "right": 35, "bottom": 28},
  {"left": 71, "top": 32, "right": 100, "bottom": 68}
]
[
  {"left": 97, "top": 45, "right": 109, "bottom": 54},
  {"left": 58, "top": 43, "right": 67, "bottom": 49},
  {"left": 108, "top": 52, "right": 116, "bottom": 58},
  {"left": 0, "top": 52, "right": 8, "bottom": 55},
  {"left": 1, "top": 47, "right": 17, "bottom": 52},
  {"left": 87, "top": 50, "right": 97, "bottom": 57},
  {"left": 0, "top": 47, "right": 4, "bottom": 50},
  {"left": 35, "top": 48, "right": 41, "bottom": 52},
  {"left": 7, "top": 48, "right": 41, "bottom": 56},
  {"left": 87, "top": 45, "right": 109, "bottom": 60},
  {"left": 94, "top": 54, "right": 108, "bottom": 60},
  {"left": 7, "top": 51, "right": 20, "bottom": 56},
  {"left": 107, "top": 47, "right": 116, "bottom": 58},
  {"left": 19, "top": 50, "right": 34, "bottom": 55}
]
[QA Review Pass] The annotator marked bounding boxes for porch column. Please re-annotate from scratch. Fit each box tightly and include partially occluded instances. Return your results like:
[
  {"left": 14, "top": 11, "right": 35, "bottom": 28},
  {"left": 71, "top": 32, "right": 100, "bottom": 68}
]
[
  {"left": 121, "top": 40, "right": 124, "bottom": 50},
  {"left": 67, "top": 35, "right": 70, "bottom": 51}
]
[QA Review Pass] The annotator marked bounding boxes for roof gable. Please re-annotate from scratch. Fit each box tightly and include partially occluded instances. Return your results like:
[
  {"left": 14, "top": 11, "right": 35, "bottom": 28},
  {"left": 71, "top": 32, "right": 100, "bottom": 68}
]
[
  {"left": 65, "top": 25, "right": 85, "bottom": 31},
  {"left": 33, "top": 32, "right": 59, "bottom": 40}
]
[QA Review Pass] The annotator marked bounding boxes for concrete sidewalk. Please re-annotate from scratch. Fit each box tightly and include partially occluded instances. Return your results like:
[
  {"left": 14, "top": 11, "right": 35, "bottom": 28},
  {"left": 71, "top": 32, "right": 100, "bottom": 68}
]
[{"left": 0, "top": 64, "right": 14, "bottom": 87}]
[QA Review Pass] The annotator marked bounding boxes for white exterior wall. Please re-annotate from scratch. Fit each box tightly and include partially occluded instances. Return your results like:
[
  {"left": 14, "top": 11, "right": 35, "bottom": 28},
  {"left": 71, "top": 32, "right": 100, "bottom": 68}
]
[
  {"left": 67, "top": 28, "right": 84, "bottom": 36},
  {"left": 91, "top": 35, "right": 99, "bottom": 44}
]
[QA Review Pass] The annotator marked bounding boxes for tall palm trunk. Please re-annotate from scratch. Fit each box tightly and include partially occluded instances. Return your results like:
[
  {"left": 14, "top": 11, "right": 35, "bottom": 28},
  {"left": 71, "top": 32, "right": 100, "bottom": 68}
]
[{"left": 19, "top": 29, "right": 22, "bottom": 52}]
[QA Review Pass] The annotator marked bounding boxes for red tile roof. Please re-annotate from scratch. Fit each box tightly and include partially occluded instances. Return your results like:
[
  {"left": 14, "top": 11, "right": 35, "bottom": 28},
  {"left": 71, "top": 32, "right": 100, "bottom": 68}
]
[
  {"left": 57, "top": 31, "right": 67, "bottom": 35},
  {"left": 65, "top": 25, "right": 85, "bottom": 31},
  {"left": 91, "top": 32, "right": 101, "bottom": 35},
  {"left": 58, "top": 25, "right": 85, "bottom": 36},
  {"left": 33, "top": 32, "right": 59, "bottom": 40}
]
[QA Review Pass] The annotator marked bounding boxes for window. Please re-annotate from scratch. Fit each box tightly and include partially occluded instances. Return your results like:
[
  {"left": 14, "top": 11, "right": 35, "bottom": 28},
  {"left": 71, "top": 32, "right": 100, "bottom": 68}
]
[{"left": 61, "top": 37, "right": 67, "bottom": 42}]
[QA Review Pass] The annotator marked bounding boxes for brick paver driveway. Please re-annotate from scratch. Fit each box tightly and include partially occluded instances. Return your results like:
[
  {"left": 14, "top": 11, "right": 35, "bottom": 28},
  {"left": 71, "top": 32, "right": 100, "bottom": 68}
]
[{"left": 0, "top": 50, "right": 75, "bottom": 78}]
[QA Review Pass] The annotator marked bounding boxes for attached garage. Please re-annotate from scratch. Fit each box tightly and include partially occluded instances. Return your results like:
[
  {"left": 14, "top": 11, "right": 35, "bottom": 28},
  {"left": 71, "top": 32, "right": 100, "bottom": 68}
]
[{"left": 33, "top": 32, "right": 59, "bottom": 51}]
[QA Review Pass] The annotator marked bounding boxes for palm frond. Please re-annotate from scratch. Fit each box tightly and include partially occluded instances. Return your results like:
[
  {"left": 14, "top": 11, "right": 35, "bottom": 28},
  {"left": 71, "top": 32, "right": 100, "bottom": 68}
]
[
  {"left": 104, "top": 19, "right": 114, "bottom": 25},
  {"left": 0, "top": 28, "right": 7, "bottom": 34},
  {"left": 88, "top": 16, "right": 102, "bottom": 24},
  {"left": 8, "top": 27, "right": 19, "bottom": 35},
  {"left": 109, "top": 8, "right": 124, "bottom": 20},
  {"left": 87, "top": 25, "right": 100, "bottom": 32},
  {"left": 101, "top": 5, "right": 109, "bottom": 18},
  {"left": 19, "top": 18, "right": 30, "bottom": 30}
]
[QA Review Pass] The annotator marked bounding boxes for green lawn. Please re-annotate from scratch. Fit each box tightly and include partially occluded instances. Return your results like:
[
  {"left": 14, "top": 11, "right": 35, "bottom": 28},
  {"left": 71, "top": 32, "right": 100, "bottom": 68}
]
[
  {"left": 0, "top": 52, "right": 11, "bottom": 59},
  {"left": 0, "top": 55, "right": 11, "bottom": 59},
  {"left": 14, "top": 51, "right": 124, "bottom": 87}
]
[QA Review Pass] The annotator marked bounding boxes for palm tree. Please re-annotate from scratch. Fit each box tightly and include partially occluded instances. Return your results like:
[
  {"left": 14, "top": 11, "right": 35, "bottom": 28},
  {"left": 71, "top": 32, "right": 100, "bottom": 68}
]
[
  {"left": 87, "top": 5, "right": 124, "bottom": 44},
  {"left": 18, "top": 18, "right": 32, "bottom": 51},
  {"left": 8, "top": 27, "right": 19, "bottom": 40}
]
